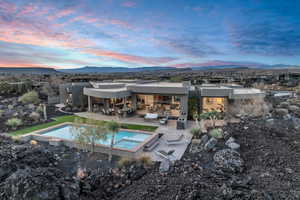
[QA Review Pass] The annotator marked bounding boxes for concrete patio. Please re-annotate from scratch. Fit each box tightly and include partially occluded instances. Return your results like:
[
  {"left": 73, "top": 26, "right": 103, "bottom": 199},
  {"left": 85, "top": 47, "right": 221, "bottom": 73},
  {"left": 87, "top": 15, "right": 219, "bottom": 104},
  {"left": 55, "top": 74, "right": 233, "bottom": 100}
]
[{"left": 75, "top": 112, "right": 194, "bottom": 161}]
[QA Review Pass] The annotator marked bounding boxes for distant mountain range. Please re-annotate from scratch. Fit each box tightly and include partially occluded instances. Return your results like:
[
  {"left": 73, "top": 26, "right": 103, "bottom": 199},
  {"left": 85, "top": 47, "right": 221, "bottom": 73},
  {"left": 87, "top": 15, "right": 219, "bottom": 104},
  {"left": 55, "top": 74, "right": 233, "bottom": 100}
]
[
  {"left": 0, "top": 67, "right": 59, "bottom": 74},
  {"left": 57, "top": 66, "right": 183, "bottom": 73},
  {"left": 0, "top": 64, "right": 298, "bottom": 74}
]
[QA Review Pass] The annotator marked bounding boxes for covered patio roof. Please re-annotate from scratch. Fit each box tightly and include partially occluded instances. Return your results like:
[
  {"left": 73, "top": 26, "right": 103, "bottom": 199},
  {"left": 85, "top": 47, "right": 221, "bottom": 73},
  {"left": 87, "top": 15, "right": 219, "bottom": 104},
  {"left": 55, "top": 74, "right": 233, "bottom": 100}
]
[{"left": 84, "top": 87, "right": 131, "bottom": 99}]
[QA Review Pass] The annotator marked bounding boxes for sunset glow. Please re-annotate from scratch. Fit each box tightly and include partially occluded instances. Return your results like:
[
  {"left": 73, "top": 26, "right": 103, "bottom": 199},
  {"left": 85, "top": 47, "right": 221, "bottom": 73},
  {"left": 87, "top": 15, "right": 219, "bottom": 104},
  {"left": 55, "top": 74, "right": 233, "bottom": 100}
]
[{"left": 0, "top": 0, "right": 299, "bottom": 69}]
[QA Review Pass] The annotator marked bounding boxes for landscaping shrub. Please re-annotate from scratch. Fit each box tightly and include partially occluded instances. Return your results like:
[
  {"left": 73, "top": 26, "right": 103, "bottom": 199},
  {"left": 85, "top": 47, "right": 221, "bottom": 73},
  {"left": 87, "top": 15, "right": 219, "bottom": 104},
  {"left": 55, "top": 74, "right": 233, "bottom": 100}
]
[
  {"left": 7, "top": 105, "right": 14, "bottom": 110},
  {"left": 191, "top": 127, "right": 202, "bottom": 138},
  {"left": 137, "top": 155, "right": 152, "bottom": 167},
  {"left": 118, "top": 157, "right": 136, "bottom": 168},
  {"left": 6, "top": 118, "right": 23, "bottom": 129},
  {"left": 209, "top": 128, "right": 223, "bottom": 139},
  {"left": 19, "top": 91, "right": 40, "bottom": 104}
]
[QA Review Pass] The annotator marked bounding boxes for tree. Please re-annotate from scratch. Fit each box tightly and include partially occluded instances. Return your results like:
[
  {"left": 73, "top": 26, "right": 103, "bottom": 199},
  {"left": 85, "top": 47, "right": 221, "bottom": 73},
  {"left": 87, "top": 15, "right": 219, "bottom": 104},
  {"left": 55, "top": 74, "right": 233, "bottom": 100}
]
[
  {"left": 106, "top": 121, "right": 120, "bottom": 162},
  {"left": 71, "top": 118, "right": 109, "bottom": 154},
  {"left": 199, "top": 110, "right": 223, "bottom": 129},
  {"left": 0, "top": 81, "right": 12, "bottom": 94},
  {"left": 19, "top": 91, "right": 40, "bottom": 104}
]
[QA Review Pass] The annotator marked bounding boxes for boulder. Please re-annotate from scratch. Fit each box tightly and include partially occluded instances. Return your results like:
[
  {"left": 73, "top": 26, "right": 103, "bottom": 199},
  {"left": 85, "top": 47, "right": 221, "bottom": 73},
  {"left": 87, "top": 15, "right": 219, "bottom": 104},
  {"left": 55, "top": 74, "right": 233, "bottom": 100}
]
[
  {"left": 213, "top": 149, "right": 244, "bottom": 173},
  {"left": 288, "top": 105, "right": 300, "bottom": 113},
  {"left": 227, "top": 142, "right": 240, "bottom": 150},
  {"left": 29, "top": 112, "right": 41, "bottom": 122},
  {"left": 274, "top": 108, "right": 289, "bottom": 117},
  {"left": 225, "top": 137, "right": 235, "bottom": 146},
  {"left": 292, "top": 117, "right": 300, "bottom": 130},
  {"left": 279, "top": 102, "right": 290, "bottom": 109},
  {"left": 225, "top": 137, "right": 240, "bottom": 150},
  {"left": 199, "top": 134, "right": 209, "bottom": 145},
  {"left": 204, "top": 137, "right": 218, "bottom": 151}
]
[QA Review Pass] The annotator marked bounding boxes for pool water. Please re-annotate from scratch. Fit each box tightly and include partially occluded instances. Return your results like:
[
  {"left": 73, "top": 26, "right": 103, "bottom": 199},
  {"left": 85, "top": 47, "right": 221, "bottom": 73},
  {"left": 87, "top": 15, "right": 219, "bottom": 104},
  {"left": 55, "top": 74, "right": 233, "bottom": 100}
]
[{"left": 40, "top": 124, "right": 151, "bottom": 150}]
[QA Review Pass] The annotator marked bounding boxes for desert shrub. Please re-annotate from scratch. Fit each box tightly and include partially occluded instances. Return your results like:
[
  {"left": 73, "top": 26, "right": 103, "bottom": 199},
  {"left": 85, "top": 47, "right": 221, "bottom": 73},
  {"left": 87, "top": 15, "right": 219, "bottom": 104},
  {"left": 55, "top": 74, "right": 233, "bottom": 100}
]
[
  {"left": 6, "top": 118, "right": 23, "bottom": 129},
  {"left": 29, "top": 112, "right": 41, "bottom": 122},
  {"left": 227, "top": 97, "right": 270, "bottom": 118},
  {"left": 191, "top": 127, "right": 202, "bottom": 138},
  {"left": 118, "top": 157, "right": 136, "bottom": 168},
  {"left": 7, "top": 104, "right": 14, "bottom": 110},
  {"left": 209, "top": 128, "right": 223, "bottom": 139},
  {"left": 0, "top": 81, "right": 12, "bottom": 94},
  {"left": 19, "top": 91, "right": 40, "bottom": 104},
  {"left": 137, "top": 155, "right": 152, "bottom": 167},
  {"left": 295, "top": 85, "right": 300, "bottom": 95}
]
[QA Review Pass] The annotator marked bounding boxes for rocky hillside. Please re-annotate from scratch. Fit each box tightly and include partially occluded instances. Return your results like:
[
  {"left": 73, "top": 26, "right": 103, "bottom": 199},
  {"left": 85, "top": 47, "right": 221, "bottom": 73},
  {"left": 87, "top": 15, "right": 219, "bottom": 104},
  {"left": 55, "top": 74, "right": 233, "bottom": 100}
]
[{"left": 0, "top": 116, "right": 299, "bottom": 200}]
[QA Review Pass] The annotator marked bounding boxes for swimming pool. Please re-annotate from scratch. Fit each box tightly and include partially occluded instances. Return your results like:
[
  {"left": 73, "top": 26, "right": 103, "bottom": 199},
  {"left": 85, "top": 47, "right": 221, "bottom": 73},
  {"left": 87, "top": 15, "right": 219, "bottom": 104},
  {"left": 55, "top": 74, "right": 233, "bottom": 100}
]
[{"left": 38, "top": 124, "right": 152, "bottom": 150}]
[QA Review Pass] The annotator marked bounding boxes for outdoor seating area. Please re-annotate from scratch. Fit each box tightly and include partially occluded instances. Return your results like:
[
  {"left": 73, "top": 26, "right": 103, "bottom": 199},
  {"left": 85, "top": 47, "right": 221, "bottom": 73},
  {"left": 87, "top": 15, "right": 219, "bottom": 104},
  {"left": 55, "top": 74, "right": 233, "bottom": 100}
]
[
  {"left": 75, "top": 112, "right": 194, "bottom": 161},
  {"left": 100, "top": 107, "right": 135, "bottom": 117}
]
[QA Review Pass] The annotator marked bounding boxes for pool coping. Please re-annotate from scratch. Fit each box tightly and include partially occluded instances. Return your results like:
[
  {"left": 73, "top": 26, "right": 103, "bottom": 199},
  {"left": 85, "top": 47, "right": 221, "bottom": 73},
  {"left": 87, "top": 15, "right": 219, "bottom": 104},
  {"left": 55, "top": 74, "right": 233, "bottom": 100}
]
[{"left": 22, "top": 122, "right": 158, "bottom": 154}]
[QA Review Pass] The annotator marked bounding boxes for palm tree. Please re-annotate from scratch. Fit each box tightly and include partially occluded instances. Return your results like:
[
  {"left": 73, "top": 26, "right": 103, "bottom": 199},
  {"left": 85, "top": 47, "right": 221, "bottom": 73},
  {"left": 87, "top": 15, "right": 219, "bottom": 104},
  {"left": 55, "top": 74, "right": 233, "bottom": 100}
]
[{"left": 106, "top": 120, "right": 120, "bottom": 162}]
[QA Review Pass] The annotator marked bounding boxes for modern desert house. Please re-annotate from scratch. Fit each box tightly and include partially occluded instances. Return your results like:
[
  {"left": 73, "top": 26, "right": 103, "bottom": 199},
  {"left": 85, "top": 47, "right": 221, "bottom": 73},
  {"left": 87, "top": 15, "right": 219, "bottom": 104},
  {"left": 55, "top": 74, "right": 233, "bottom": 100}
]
[{"left": 59, "top": 80, "right": 265, "bottom": 129}]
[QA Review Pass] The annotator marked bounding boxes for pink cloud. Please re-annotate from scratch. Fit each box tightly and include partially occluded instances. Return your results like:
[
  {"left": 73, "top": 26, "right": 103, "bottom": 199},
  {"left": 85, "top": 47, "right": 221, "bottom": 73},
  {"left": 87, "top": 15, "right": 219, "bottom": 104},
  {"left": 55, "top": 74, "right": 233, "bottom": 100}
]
[
  {"left": 84, "top": 48, "right": 176, "bottom": 65},
  {"left": 122, "top": 1, "right": 137, "bottom": 8},
  {"left": 48, "top": 8, "right": 76, "bottom": 21},
  {"left": 0, "top": 0, "right": 17, "bottom": 13},
  {"left": 70, "top": 15, "right": 99, "bottom": 24},
  {"left": 107, "top": 19, "right": 133, "bottom": 29},
  {"left": 18, "top": 4, "right": 37, "bottom": 16},
  {"left": 0, "top": 14, "right": 95, "bottom": 49}
]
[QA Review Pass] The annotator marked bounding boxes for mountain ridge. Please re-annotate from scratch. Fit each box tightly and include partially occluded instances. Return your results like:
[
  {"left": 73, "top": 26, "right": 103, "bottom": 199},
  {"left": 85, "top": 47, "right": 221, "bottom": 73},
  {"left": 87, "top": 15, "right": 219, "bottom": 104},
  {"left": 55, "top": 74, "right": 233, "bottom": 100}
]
[{"left": 0, "top": 64, "right": 298, "bottom": 74}]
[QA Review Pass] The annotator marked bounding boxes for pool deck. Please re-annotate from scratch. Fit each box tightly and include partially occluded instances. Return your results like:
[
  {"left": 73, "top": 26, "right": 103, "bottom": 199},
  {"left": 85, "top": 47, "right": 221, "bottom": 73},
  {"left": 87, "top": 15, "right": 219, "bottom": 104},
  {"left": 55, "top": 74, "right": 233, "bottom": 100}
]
[{"left": 75, "top": 112, "right": 194, "bottom": 162}]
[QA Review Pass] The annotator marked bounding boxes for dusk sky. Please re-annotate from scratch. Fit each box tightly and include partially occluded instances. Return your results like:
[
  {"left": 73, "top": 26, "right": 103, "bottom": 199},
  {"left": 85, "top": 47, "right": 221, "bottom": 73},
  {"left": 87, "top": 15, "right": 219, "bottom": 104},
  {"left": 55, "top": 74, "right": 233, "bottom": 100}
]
[{"left": 0, "top": 0, "right": 299, "bottom": 69}]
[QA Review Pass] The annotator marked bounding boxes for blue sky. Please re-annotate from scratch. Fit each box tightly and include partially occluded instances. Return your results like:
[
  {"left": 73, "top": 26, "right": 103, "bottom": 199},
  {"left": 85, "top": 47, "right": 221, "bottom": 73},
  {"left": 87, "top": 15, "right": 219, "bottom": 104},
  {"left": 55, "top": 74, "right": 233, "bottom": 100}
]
[{"left": 0, "top": 0, "right": 299, "bottom": 68}]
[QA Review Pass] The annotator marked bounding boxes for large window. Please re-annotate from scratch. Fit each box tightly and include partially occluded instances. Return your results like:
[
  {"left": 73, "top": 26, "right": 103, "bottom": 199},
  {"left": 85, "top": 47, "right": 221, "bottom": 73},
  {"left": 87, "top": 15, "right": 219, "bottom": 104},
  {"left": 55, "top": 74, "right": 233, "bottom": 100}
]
[
  {"left": 136, "top": 94, "right": 181, "bottom": 116},
  {"left": 202, "top": 97, "right": 227, "bottom": 112}
]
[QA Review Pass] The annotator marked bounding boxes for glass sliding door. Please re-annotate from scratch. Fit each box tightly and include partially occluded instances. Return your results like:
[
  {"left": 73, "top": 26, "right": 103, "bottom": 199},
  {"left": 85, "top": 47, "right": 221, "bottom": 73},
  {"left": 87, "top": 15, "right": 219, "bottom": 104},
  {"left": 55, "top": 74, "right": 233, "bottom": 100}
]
[{"left": 136, "top": 94, "right": 181, "bottom": 117}]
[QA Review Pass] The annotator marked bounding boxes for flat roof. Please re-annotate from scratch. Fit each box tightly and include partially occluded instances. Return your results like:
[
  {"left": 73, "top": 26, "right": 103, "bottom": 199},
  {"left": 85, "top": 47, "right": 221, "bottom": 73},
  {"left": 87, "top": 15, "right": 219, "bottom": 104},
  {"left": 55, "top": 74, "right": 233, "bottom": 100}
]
[
  {"left": 134, "top": 82, "right": 184, "bottom": 88},
  {"left": 233, "top": 88, "right": 264, "bottom": 95}
]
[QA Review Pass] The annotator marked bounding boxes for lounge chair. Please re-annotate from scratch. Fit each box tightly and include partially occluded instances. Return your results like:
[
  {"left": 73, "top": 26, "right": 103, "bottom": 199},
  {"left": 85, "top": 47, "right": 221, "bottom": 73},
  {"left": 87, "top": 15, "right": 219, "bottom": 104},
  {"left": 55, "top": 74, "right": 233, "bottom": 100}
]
[
  {"left": 155, "top": 149, "right": 176, "bottom": 161},
  {"left": 143, "top": 136, "right": 160, "bottom": 152},
  {"left": 165, "top": 134, "right": 185, "bottom": 145}
]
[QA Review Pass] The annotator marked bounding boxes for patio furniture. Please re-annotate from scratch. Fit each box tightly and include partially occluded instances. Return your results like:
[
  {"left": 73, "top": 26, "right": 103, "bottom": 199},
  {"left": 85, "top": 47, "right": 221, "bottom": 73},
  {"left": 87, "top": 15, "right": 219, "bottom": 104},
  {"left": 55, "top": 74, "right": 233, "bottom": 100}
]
[
  {"left": 159, "top": 116, "right": 168, "bottom": 125},
  {"left": 155, "top": 150, "right": 176, "bottom": 161},
  {"left": 144, "top": 113, "right": 158, "bottom": 121},
  {"left": 165, "top": 134, "right": 185, "bottom": 145},
  {"left": 143, "top": 136, "right": 160, "bottom": 152}
]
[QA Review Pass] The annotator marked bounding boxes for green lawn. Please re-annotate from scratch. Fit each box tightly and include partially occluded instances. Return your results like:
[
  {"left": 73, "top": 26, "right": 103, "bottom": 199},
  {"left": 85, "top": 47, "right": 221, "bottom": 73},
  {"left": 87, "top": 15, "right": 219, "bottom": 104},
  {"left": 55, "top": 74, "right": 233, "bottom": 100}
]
[{"left": 10, "top": 115, "right": 158, "bottom": 136}]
